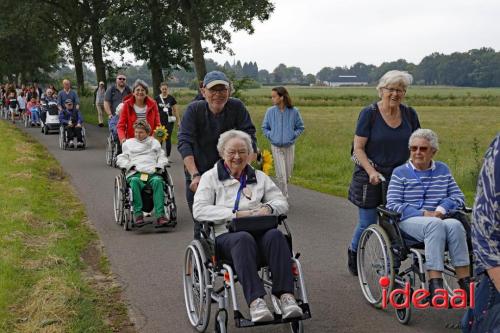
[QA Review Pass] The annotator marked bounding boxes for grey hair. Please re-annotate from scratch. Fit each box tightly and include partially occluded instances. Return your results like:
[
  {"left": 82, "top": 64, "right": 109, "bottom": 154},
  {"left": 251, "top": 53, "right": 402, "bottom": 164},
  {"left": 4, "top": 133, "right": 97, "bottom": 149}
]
[
  {"left": 376, "top": 70, "right": 413, "bottom": 97},
  {"left": 409, "top": 129, "right": 439, "bottom": 150},
  {"left": 132, "top": 79, "right": 149, "bottom": 94},
  {"left": 217, "top": 130, "right": 253, "bottom": 157}
]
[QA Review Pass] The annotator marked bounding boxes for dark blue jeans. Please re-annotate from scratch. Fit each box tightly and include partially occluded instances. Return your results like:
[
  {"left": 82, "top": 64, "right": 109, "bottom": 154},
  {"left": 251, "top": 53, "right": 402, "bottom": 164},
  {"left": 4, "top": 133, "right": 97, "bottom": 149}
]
[
  {"left": 185, "top": 176, "right": 201, "bottom": 239},
  {"left": 350, "top": 207, "right": 378, "bottom": 251},
  {"left": 461, "top": 273, "right": 500, "bottom": 332}
]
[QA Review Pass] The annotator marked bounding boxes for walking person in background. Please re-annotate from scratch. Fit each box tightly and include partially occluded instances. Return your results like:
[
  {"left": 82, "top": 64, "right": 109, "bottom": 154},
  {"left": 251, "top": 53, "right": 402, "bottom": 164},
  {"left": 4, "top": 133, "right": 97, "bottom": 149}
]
[
  {"left": 462, "top": 133, "right": 500, "bottom": 333},
  {"left": 347, "top": 70, "right": 420, "bottom": 276},
  {"left": 155, "top": 82, "right": 180, "bottom": 160},
  {"left": 262, "top": 86, "right": 304, "bottom": 197},
  {"left": 94, "top": 81, "right": 106, "bottom": 127},
  {"left": 104, "top": 74, "right": 131, "bottom": 119},
  {"left": 57, "top": 79, "right": 80, "bottom": 112}
]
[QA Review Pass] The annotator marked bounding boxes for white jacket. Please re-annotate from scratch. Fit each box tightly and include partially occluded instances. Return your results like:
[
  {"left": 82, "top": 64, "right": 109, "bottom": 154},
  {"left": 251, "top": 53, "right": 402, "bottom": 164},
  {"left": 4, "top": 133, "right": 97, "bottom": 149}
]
[
  {"left": 193, "top": 161, "right": 288, "bottom": 236},
  {"left": 116, "top": 137, "right": 168, "bottom": 175}
]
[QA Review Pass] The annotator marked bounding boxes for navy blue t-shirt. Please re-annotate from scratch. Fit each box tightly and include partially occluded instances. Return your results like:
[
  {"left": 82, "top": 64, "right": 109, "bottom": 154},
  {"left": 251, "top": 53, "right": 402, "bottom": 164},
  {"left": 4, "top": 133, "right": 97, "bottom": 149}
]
[{"left": 355, "top": 103, "right": 420, "bottom": 168}]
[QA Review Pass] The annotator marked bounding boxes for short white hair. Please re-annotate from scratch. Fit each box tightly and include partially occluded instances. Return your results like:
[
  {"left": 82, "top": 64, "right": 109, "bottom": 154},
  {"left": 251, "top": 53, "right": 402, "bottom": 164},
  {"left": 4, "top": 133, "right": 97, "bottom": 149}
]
[
  {"left": 217, "top": 130, "right": 253, "bottom": 157},
  {"left": 376, "top": 70, "right": 413, "bottom": 97},
  {"left": 409, "top": 128, "right": 439, "bottom": 150}
]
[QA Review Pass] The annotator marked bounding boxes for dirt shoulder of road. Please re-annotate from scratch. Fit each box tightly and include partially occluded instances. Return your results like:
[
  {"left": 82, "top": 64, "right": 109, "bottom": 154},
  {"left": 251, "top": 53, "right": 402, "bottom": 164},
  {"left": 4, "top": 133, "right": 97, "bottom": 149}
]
[{"left": 0, "top": 120, "right": 135, "bottom": 332}]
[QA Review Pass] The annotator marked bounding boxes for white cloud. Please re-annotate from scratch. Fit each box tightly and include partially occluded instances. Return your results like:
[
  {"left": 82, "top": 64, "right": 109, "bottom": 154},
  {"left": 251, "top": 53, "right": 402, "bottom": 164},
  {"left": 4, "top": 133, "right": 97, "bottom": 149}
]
[{"left": 206, "top": 0, "right": 500, "bottom": 74}]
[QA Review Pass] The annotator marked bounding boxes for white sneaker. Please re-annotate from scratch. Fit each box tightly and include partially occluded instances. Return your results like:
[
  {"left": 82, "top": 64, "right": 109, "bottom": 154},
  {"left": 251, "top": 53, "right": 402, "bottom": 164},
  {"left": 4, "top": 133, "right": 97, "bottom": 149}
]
[
  {"left": 249, "top": 298, "right": 274, "bottom": 322},
  {"left": 280, "top": 293, "right": 303, "bottom": 319}
]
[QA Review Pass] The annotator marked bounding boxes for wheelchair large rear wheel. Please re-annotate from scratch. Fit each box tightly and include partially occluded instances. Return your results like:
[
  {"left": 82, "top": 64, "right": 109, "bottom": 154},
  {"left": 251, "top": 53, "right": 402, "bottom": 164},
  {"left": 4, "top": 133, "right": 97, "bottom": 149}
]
[
  {"left": 164, "top": 171, "right": 177, "bottom": 223},
  {"left": 58, "top": 127, "right": 66, "bottom": 149},
  {"left": 183, "top": 240, "right": 211, "bottom": 332},
  {"left": 357, "top": 224, "right": 395, "bottom": 308},
  {"left": 113, "top": 176, "right": 124, "bottom": 225},
  {"left": 106, "top": 136, "right": 113, "bottom": 166},
  {"left": 290, "top": 320, "right": 304, "bottom": 333}
]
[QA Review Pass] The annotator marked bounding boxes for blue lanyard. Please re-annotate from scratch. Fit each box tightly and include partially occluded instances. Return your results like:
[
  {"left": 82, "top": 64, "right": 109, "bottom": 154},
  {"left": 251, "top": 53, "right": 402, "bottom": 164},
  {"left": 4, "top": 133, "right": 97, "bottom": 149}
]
[
  {"left": 409, "top": 165, "right": 433, "bottom": 209},
  {"left": 232, "top": 173, "right": 247, "bottom": 213}
]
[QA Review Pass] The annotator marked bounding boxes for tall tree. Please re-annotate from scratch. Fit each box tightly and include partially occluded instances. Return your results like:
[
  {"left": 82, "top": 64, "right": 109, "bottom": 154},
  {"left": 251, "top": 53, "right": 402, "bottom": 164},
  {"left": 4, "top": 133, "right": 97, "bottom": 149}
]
[
  {"left": 178, "top": 0, "right": 274, "bottom": 81},
  {"left": 107, "top": 0, "right": 191, "bottom": 96}
]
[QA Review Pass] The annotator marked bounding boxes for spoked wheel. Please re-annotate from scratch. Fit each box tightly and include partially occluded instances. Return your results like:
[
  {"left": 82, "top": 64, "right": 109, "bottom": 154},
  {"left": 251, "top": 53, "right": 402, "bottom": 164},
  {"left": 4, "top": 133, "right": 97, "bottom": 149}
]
[
  {"left": 113, "top": 176, "right": 124, "bottom": 225},
  {"left": 214, "top": 309, "right": 228, "bottom": 333},
  {"left": 58, "top": 128, "right": 65, "bottom": 149},
  {"left": 357, "top": 224, "right": 395, "bottom": 308},
  {"left": 24, "top": 114, "right": 29, "bottom": 128},
  {"left": 394, "top": 291, "right": 412, "bottom": 325},
  {"left": 123, "top": 188, "right": 131, "bottom": 231},
  {"left": 164, "top": 172, "right": 177, "bottom": 224},
  {"left": 106, "top": 136, "right": 113, "bottom": 166},
  {"left": 183, "top": 240, "right": 211, "bottom": 332}
]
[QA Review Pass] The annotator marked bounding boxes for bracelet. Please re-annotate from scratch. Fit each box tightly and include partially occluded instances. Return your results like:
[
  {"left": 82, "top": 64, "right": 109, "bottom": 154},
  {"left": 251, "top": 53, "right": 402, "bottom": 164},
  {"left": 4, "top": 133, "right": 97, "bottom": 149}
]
[
  {"left": 191, "top": 172, "right": 201, "bottom": 181},
  {"left": 265, "top": 204, "right": 273, "bottom": 214}
]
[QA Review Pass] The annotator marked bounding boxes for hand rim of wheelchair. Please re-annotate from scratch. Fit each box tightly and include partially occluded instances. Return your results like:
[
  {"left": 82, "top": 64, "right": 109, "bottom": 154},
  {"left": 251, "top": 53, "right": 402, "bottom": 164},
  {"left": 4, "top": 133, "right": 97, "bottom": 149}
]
[
  {"left": 357, "top": 223, "right": 395, "bottom": 308},
  {"left": 183, "top": 217, "right": 311, "bottom": 332}
]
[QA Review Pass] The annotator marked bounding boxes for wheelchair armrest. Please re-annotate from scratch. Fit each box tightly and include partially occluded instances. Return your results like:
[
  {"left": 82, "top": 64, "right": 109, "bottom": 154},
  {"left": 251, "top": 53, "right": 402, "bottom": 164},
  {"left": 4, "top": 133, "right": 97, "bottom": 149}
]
[
  {"left": 377, "top": 206, "right": 401, "bottom": 219},
  {"left": 278, "top": 214, "right": 287, "bottom": 224}
]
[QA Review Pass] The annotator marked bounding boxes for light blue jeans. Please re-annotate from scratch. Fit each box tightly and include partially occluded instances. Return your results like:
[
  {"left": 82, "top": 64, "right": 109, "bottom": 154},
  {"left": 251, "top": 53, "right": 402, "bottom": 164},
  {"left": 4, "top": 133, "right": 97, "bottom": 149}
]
[
  {"left": 350, "top": 208, "right": 378, "bottom": 251},
  {"left": 399, "top": 216, "right": 470, "bottom": 271}
]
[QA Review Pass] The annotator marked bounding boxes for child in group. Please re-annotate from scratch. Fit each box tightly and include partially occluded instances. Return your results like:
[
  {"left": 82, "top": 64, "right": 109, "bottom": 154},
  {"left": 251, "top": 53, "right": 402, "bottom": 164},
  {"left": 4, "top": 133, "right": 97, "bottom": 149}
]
[
  {"left": 7, "top": 90, "right": 19, "bottom": 123},
  {"left": 27, "top": 95, "right": 42, "bottom": 126},
  {"left": 59, "top": 98, "right": 84, "bottom": 148}
]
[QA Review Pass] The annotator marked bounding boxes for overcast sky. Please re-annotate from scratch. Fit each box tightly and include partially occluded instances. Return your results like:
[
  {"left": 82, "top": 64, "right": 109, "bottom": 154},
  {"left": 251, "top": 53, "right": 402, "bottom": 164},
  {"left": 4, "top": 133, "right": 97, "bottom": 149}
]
[{"left": 205, "top": 0, "right": 500, "bottom": 74}]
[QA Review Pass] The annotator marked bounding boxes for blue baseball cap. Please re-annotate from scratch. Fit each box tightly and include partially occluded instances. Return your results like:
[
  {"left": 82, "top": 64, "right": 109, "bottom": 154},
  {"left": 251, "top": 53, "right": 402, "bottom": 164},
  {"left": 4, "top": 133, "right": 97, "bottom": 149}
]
[{"left": 203, "top": 71, "right": 230, "bottom": 89}]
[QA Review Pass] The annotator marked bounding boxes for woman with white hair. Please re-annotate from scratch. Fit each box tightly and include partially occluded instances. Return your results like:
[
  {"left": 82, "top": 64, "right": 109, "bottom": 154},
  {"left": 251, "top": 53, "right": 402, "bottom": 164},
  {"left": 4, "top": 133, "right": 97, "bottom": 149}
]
[
  {"left": 117, "top": 79, "right": 160, "bottom": 143},
  {"left": 347, "top": 70, "right": 421, "bottom": 275},
  {"left": 193, "top": 130, "right": 303, "bottom": 323},
  {"left": 386, "top": 129, "right": 471, "bottom": 302}
]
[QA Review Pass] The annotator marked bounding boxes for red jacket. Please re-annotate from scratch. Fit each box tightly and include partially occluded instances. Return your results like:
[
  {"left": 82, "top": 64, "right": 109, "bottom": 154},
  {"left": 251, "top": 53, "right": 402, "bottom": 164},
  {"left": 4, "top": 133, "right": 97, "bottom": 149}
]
[{"left": 117, "top": 94, "right": 161, "bottom": 142}]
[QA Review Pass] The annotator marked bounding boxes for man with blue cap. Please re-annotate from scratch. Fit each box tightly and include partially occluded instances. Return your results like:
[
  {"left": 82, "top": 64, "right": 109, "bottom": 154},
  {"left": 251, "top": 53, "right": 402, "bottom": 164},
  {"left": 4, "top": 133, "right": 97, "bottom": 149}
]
[{"left": 178, "top": 71, "right": 257, "bottom": 238}]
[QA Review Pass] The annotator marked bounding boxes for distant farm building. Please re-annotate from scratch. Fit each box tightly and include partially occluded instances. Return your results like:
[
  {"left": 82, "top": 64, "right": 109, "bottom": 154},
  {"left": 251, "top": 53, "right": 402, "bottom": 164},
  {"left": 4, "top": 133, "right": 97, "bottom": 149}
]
[{"left": 323, "top": 75, "right": 368, "bottom": 87}]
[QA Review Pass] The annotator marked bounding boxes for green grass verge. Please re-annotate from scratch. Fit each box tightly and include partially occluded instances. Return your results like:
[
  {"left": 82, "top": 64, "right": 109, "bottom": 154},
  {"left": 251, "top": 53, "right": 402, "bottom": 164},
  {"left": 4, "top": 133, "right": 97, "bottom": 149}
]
[
  {"left": 79, "top": 87, "right": 500, "bottom": 205},
  {"left": 0, "top": 121, "right": 132, "bottom": 332}
]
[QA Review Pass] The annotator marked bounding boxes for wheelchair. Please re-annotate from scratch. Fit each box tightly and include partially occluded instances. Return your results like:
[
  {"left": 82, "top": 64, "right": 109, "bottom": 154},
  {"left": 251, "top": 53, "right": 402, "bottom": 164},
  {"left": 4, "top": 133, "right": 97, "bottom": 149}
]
[
  {"left": 356, "top": 187, "right": 473, "bottom": 325},
  {"left": 113, "top": 168, "right": 177, "bottom": 230},
  {"left": 59, "top": 124, "right": 87, "bottom": 150},
  {"left": 183, "top": 216, "right": 311, "bottom": 333}
]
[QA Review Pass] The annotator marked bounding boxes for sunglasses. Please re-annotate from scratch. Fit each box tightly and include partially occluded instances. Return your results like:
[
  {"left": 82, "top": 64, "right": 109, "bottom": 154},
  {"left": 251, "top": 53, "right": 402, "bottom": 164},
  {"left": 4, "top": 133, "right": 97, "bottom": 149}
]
[
  {"left": 117, "top": 77, "right": 126, "bottom": 81},
  {"left": 410, "top": 146, "right": 430, "bottom": 152}
]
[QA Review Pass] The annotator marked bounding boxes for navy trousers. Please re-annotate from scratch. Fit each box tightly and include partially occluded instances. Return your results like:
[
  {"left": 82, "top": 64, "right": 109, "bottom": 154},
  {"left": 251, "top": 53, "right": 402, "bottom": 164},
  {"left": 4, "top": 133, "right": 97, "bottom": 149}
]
[{"left": 216, "top": 229, "right": 294, "bottom": 305}]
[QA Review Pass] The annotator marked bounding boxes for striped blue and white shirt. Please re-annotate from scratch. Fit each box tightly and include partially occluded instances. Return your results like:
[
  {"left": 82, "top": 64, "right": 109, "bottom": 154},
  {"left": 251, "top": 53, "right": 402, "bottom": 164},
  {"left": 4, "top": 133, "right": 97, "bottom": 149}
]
[{"left": 386, "top": 160, "right": 465, "bottom": 221}]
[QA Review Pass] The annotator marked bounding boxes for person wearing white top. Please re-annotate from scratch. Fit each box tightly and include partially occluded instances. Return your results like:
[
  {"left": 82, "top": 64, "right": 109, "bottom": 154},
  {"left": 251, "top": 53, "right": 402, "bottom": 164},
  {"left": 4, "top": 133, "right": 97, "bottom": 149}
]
[{"left": 193, "top": 130, "right": 303, "bottom": 323}]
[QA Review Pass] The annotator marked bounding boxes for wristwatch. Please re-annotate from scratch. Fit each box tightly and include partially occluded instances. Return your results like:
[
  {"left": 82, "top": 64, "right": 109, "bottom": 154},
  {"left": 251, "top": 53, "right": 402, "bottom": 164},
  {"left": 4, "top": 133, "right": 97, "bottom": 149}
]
[{"left": 191, "top": 172, "right": 201, "bottom": 181}]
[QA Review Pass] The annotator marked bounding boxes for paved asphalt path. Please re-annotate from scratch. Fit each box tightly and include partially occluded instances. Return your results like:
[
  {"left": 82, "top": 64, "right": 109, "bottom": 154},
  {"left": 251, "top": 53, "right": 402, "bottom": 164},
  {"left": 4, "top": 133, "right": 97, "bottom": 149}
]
[{"left": 15, "top": 121, "right": 466, "bottom": 333}]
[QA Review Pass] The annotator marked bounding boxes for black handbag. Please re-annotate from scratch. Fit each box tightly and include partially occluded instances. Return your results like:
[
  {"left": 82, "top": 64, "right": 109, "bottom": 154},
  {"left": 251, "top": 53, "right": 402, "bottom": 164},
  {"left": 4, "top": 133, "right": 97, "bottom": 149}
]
[{"left": 228, "top": 215, "right": 279, "bottom": 235}]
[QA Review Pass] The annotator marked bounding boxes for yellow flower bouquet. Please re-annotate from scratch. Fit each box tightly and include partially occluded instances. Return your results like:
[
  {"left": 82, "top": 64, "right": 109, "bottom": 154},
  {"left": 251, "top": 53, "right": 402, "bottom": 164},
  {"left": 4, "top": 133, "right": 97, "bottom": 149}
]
[
  {"left": 153, "top": 125, "right": 168, "bottom": 142},
  {"left": 253, "top": 148, "right": 273, "bottom": 175}
]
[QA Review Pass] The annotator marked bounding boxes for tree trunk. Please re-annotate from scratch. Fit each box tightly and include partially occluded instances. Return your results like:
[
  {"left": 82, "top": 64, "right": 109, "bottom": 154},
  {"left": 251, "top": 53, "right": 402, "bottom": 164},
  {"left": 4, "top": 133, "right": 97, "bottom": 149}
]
[
  {"left": 148, "top": 0, "right": 163, "bottom": 97},
  {"left": 181, "top": 0, "right": 206, "bottom": 82},
  {"left": 69, "top": 36, "right": 85, "bottom": 96},
  {"left": 91, "top": 28, "right": 106, "bottom": 88}
]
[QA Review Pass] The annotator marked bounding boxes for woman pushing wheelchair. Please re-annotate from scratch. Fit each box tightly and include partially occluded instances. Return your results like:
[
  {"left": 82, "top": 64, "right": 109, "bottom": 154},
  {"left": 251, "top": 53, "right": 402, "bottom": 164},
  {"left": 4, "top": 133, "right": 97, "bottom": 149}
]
[
  {"left": 116, "top": 119, "right": 170, "bottom": 227},
  {"left": 193, "top": 130, "right": 303, "bottom": 323},
  {"left": 386, "top": 129, "right": 471, "bottom": 301}
]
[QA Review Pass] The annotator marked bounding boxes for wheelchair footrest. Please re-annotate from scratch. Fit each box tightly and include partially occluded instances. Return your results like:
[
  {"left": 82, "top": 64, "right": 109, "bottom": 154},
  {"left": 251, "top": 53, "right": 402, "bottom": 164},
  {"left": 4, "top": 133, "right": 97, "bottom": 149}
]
[{"left": 234, "top": 303, "right": 311, "bottom": 328}]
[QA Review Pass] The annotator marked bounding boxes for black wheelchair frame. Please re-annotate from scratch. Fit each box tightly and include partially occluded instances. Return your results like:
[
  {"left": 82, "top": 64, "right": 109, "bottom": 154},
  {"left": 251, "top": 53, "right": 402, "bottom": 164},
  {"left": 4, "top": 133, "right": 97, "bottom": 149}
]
[{"left": 183, "top": 215, "right": 312, "bottom": 333}]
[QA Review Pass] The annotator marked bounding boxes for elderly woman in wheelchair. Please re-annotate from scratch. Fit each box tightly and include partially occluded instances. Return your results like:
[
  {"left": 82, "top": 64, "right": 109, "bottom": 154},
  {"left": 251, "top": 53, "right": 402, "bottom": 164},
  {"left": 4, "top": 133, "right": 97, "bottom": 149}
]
[
  {"left": 187, "top": 129, "right": 309, "bottom": 332},
  {"left": 386, "top": 129, "right": 471, "bottom": 301},
  {"left": 116, "top": 119, "right": 170, "bottom": 227}
]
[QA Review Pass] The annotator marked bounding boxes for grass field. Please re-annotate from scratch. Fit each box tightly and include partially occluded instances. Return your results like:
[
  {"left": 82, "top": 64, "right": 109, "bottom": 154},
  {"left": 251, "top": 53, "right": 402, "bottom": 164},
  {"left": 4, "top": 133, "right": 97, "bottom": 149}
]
[
  {"left": 80, "top": 86, "right": 500, "bottom": 205},
  {"left": 0, "top": 121, "right": 131, "bottom": 332}
]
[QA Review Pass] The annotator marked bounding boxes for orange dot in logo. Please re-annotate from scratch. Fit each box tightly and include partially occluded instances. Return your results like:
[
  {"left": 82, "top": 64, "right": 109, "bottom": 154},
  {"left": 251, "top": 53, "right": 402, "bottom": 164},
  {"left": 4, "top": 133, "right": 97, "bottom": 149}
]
[{"left": 379, "top": 276, "right": 390, "bottom": 288}]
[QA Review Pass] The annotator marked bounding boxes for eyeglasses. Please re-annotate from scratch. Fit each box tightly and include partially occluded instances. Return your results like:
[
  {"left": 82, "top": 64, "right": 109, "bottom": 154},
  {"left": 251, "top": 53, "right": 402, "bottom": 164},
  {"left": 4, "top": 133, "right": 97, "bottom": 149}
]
[
  {"left": 383, "top": 87, "right": 405, "bottom": 95},
  {"left": 117, "top": 77, "right": 126, "bottom": 81},
  {"left": 226, "top": 150, "right": 248, "bottom": 156},
  {"left": 208, "top": 87, "right": 228, "bottom": 95},
  {"left": 410, "top": 146, "right": 430, "bottom": 152}
]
